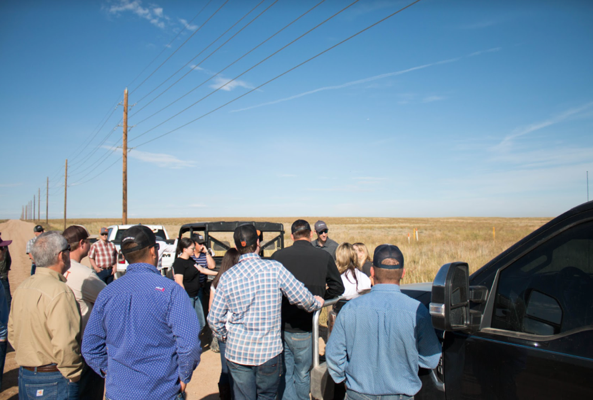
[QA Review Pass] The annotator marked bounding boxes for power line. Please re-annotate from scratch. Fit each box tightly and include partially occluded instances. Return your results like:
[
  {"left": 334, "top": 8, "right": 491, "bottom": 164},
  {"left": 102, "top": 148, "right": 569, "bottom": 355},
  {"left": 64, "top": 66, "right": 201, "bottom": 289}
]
[
  {"left": 131, "top": 0, "right": 328, "bottom": 127},
  {"left": 130, "top": 0, "right": 271, "bottom": 116},
  {"left": 125, "top": 0, "right": 214, "bottom": 89},
  {"left": 69, "top": 156, "right": 122, "bottom": 187},
  {"left": 129, "top": 0, "right": 360, "bottom": 143},
  {"left": 133, "top": 0, "right": 423, "bottom": 149},
  {"left": 130, "top": 0, "right": 229, "bottom": 96}
]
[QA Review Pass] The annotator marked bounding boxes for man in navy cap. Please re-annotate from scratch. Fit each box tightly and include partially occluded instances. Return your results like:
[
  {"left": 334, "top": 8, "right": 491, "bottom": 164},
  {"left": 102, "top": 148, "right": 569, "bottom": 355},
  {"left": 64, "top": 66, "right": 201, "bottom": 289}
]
[
  {"left": 83, "top": 225, "right": 201, "bottom": 400},
  {"left": 325, "top": 244, "right": 441, "bottom": 400}
]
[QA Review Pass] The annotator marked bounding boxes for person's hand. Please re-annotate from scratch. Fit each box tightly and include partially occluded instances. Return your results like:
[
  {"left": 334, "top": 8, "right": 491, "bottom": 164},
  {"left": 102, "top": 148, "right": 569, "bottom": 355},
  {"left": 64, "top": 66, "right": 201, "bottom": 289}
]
[
  {"left": 111, "top": 266, "right": 116, "bottom": 275},
  {"left": 69, "top": 376, "right": 81, "bottom": 383},
  {"left": 314, "top": 295, "right": 325, "bottom": 308},
  {"left": 180, "top": 381, "right": 187, "bottom": 393}
]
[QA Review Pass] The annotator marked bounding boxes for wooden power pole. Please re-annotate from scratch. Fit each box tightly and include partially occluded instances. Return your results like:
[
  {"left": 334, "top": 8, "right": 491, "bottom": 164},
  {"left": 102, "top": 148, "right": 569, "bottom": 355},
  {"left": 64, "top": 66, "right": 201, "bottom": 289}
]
[
  {"left": 64, "top": 159, "right": 68, "bottom": 231},
  {"left": 33, "top": 195, "right": 36, "bottom": 222},
  {"left": 38, "top": 188, "right": 41, "bottom": 221},
  {"left": 46, "top": 177, "right": 49, "bottom": 225},
  {"left": 122, "top": 88, "right": 128, "bottom": 225}
]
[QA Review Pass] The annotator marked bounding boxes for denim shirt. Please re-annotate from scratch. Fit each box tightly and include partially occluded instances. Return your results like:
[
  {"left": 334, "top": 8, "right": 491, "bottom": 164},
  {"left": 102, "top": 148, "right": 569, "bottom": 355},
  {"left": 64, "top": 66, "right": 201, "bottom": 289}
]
[
  {"left": 83, "top": 263, "right": 201, "bottom": 400},
  {"left": 326, "top": 284, "right": 442, "bottom": 396}
]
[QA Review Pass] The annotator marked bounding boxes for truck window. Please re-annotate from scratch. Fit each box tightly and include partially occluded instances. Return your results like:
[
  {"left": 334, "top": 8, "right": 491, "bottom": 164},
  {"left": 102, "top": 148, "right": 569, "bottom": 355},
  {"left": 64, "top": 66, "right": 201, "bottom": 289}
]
[{"left": 492, "top": 220, "right": 593, "bottom": 335}]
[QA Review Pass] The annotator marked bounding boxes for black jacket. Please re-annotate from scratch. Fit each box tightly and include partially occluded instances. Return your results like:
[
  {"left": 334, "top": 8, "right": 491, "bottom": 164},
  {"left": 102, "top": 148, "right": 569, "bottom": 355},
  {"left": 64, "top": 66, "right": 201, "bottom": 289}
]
[{"left": 272, "top": 240, "right": 344, "bottom": 333}]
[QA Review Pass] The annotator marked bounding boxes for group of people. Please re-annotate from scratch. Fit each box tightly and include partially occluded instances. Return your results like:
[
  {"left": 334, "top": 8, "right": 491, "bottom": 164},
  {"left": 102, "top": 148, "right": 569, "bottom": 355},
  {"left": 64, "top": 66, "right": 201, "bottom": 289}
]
[{"left": 0, "top": 219, "right": 441, "bottom": 400}]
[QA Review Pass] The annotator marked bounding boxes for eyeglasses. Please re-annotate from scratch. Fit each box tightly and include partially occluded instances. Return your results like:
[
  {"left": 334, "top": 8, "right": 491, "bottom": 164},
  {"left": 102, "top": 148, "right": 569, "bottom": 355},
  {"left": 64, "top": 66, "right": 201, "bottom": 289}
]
[
  {"left": 318, "top": 230, "right": 329, "bottom": 234},
  {"left": 152, "top": 243, "right": 160, "bottom": 251},
  {"left": 100, "top": 233, "right": 108, "bottom": 236}
]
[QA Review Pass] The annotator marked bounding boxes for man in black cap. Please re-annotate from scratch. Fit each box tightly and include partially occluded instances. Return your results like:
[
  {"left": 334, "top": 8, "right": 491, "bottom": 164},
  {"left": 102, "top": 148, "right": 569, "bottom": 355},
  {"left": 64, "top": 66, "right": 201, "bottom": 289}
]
[
  {"left": 325, "top": 244, "right": 441, "bottom": 400},
  {"left": 311, "top": 220, "right": 339, "bottom": 260},
  {"left": 272, "top": 219, "right": 344, "bottom": 400},
  {"left": 26, "top": 224, "right": 44, "bottom": 275},
  {"left": 83, "top": 225, "right": 202, "bottom": 400},
  {"left": 209, "top": 224, "right": 325, "bottom": 400}
]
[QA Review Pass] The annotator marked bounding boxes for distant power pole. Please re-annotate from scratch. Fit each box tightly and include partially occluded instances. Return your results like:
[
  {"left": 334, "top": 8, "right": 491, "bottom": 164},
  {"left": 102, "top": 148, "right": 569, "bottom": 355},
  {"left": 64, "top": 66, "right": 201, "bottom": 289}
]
[
  {"left": 122, "top": 88, "right": 128, "bottom": 225},
  {"left": 64, "top": 159, "right": 68, "bottom": 231},
  {"left": 33, "top": 195, "right": 36, "bottom": 222},
  {"left": 46, "top": 177, "right": 49, "bottom": 224}
]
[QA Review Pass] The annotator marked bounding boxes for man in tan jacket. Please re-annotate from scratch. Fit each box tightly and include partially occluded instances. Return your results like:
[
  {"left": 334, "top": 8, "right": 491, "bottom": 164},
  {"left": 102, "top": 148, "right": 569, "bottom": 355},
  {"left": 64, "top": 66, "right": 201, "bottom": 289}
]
[{"left": 8, "top": 231, "right": 82, "bottom": 400}]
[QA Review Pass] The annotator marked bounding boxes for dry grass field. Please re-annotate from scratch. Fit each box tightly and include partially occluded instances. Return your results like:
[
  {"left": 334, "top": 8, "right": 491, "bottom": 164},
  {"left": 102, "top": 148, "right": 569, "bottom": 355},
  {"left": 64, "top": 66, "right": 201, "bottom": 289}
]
[{"left": 33, "top": 216, "right": 552, "bottom": 283}]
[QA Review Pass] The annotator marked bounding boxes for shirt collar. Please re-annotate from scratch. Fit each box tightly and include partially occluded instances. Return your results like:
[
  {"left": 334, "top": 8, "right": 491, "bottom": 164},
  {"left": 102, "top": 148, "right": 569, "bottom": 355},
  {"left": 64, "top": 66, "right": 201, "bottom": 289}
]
[
  {"left": 35, "top": 266, "right": 67, "bottom": 282},
  {"left": 127, "top": 262, "right": 159, "bottom": 274},
  {"left": 238, "top": 253, "right": 260, "bottom": 262},
  {"left": 371, "top": 283, "right": 402, "bottom": 293},
  {"left": 292, "top": 240, "right": 312, "bottom": 247}
]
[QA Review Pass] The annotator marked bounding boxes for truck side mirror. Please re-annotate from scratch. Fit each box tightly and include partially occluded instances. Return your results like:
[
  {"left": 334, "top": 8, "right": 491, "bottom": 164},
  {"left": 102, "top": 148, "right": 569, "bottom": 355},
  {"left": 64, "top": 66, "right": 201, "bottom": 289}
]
[{"left": 430, "top": 262, "right": 471, "bottom": 332}]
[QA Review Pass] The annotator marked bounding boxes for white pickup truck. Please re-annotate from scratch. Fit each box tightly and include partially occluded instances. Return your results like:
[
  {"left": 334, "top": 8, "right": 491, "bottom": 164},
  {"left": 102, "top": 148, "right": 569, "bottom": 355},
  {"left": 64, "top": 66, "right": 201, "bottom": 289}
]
[{"left": 105, "top": 224, "right": 176, "bottom": 276}]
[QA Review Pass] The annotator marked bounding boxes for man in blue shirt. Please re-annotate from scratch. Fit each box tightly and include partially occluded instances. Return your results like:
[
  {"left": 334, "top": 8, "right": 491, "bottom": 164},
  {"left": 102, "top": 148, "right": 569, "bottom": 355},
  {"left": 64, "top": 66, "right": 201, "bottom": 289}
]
[
  {"left": 326, "top": 244, "right": 441, "bottom": 400},
  {"left": 83, "top": 225, "right": 201, "bottom": 400}
]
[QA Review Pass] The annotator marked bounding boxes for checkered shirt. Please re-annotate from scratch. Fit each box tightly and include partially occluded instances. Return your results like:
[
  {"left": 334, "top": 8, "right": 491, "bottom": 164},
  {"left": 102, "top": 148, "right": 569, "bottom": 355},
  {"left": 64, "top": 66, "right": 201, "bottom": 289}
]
[
  {"left": 89, "top": 240, "right": 117, "bottom": 269},
  {"left": 26, "top": 237, "right": 37, "bottom": 254},
  {"left": 208, "top": 253, "right": 322, "bottom": 366}
]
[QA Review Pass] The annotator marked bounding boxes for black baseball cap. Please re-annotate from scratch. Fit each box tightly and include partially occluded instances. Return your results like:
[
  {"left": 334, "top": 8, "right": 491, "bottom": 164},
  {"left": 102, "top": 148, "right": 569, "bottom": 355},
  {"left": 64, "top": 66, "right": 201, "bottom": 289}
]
[
  {"left": 121, "top": 225, "right": 156, "bottom": 255},
  {"left": 291, "top": 219, "right": 311, "bottom": 234},
  {"left": 234, "top": 224, "right": 260, "bottom": 249},
  {"left": 192, "top": 234, "right": 206, "bottom": 244},
  {"left": 314, "top": 220, "right": 328, "bottom": 233},
  {"left": 373, "top": 244, "right": 404, "bottom": 269},
  {"left": 34, "top": 225, "right": 44, "bottom": 233}
]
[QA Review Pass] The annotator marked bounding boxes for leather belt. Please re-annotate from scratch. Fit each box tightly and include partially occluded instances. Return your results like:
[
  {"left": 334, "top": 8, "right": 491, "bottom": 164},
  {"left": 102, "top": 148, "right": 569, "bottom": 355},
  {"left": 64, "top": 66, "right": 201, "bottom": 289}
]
[{"left": 23, "top": 364, "right": 59, "bottom": 372}]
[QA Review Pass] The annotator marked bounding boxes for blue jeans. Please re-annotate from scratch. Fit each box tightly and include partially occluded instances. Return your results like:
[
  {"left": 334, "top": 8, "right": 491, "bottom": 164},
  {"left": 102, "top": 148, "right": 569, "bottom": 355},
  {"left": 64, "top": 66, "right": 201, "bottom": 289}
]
[
  {"left": 97, "top": 268, "right": 114, "bottom": 285},
  {"left": 107, "top": 393, "right": 185, "bottom": 400},
  {"left": 0, "top": 341, "right": 7, "bottom": 390},
  {"left": 227, "top": 354, "right": 282, "bottom": 400},
  {"left": 346, "top": 389, "right": 414, "bottom": 400},
  {"left": 219, "top": 340, "right": 233, "bottom": 387},
  {"left": 280, "top": 331, "right": 312, "bottom": 400},
  {"left": 190, "top": 295, "right": 206, "bottom": 332},
  {"left": 18, "top": 367, "right": 79, "bottom": 400}
]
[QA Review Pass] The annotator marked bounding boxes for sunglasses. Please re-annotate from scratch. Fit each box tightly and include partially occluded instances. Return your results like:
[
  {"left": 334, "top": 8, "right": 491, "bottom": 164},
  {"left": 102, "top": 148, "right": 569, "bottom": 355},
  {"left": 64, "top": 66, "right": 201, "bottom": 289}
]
[
  {"left": 60, "top": 244, "right": 71, "bottom": 253},
  {"left": 101, "top": 233, "right": 108, "bottom": 236},
  {"left": 318, "top": 230, "right": 329, "bottom": 234}
]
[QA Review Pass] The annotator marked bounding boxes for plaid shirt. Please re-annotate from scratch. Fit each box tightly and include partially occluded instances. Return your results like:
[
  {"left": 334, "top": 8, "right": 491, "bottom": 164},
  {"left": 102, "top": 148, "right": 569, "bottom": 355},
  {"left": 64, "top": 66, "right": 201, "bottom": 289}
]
[
  {"left": 89, "top": 240, "right": 117, "bottom": 269},
  {"left": 26, "top": 237, "right": 37, "bottom": 254},
  {"left": 208, "top": 253, "right": 321, "bottom": 366}
]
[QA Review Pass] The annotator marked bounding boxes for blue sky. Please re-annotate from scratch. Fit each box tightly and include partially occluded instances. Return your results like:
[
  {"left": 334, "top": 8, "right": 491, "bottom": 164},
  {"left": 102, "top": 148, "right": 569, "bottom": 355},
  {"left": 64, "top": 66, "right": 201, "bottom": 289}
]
[{"left": 1, "top": 0, "right": 592, "bottom": 219}]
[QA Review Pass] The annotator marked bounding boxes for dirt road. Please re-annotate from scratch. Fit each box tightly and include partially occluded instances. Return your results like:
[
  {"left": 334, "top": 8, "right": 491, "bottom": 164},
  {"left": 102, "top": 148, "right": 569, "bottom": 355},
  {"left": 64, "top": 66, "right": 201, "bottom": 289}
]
[{"left": 0, "top": 220, "right": 221, "bottom": 400}]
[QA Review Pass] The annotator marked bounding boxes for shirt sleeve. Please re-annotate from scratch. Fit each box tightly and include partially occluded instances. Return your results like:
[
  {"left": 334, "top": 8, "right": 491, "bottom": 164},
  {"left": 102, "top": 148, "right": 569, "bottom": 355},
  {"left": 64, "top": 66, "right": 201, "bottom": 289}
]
[
  {"left": 278, "top": 265, "right": 322, "bottom": 312},
  {"left": 82, "top": 295, "right": 108, "bottom": 377},
  {"left": 46, "top": 291, "right": 83, "bottom": 379},
  {"left": 416, "top": 303, "right": 442, "bottom": 370},
  {"left": 168, "top": 284, "right": 202, "bottom": 383},
  {"left": 325, "top": 256, "right": 345, "bottom": 299},
  {"left": 207, "top": 280, "right": 229, "bottom": 342},
  {"left": 88, "top": 243, "right": 96, "bottom": 259},
  {"left": 325, "top": 308, "right": 348, "bottom": 383},
  {"left": 81, "top": 274, "right": 106, "bottom": 305}
]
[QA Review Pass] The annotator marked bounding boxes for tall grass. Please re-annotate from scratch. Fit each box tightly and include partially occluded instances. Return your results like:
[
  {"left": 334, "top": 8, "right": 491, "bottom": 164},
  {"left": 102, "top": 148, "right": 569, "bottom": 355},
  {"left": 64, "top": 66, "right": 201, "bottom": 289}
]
[{"left": 41, "top": 216, "right": 550, "bottom": 283}]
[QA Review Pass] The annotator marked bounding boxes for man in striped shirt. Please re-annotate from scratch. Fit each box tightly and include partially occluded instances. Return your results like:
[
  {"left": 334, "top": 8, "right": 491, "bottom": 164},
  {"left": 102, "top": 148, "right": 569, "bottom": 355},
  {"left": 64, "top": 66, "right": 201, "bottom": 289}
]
[{"left": 208, "top": 224, "right": 324, "bottom": 400}]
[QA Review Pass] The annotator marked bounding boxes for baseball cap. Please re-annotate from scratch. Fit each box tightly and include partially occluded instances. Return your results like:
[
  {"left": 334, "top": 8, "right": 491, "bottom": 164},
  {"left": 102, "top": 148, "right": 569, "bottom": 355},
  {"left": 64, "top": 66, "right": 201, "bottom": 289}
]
[
  {"left": 314, "top": 220, "right": 328, "bottom": 233},
  {"left": 34, "top": 225, "right": 44, "bottom": 233},
  {"left": 0, "top": 233, "right": 12, "bottom": 247},
  {"left": 121, "top": 225, "right": 156, "bottom": 255},
  {"left": 100, "top": 227, "right": 109, "bottom": 234},
  {"left": 373, "top": 244, "right": 404, "bottom": 269},
  {"left": 62, "top": 225, "right": 90, "bottom": 244},
  {"left": 192, "top": 234, "right": 206, "bottom": 244},
  {"left": 291, "top": 219, "right": 311, "bottom": 234},
  {"left": 233, "top": 224, "right": 260, "bottom": 249}
]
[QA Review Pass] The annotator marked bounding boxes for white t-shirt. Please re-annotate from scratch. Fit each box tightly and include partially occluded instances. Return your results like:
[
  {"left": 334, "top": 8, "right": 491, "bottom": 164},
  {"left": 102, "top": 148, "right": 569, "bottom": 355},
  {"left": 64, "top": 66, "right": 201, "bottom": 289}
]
[
  {"left": 341, "top": 269, "right": 372, "bottom": 297},
  {"left": 64, "top": 259, "right": 106, "bottom": 332}
]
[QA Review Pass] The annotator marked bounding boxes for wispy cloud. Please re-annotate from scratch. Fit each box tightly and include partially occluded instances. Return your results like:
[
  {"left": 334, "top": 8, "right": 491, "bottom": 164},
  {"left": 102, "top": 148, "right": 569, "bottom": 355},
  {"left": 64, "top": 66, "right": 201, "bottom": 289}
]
[
  {"left": 179, "top": 18, "right": 198, "bottom": 31},
  {"left": 422, "top": 95, "right": 446, "bottom": 103},
  {"left": 494, "top": 102, "right": 593, "bottom": 151},
  {"left": 188, "top": 203, "right": 207, "bottom": 208},
  {"left": 106, "top": 0, "right": 169, "bottom": 29},
  {"left": 0, "top": 183, "right": 23, "bottom": 188},
  {"left": 210, "top": 76, "right": 254, "bottom": 92},
  {"left": 231, "top": 48, "right": 500, "bottom": 113},
  {"left": 278, "top": 174, "right": 297, "bottom": 178},
  {"left": 128, "top": 149, "right": 195, "bottom": 169}
]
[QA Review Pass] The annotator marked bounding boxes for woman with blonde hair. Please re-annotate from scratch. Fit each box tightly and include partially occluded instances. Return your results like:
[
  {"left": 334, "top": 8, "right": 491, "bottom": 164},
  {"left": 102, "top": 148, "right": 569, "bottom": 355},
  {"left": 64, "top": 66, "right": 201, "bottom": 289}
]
[
  {"left": 353, "top": 242, "right": 373, "bottom": 277},
  {"left": 336, "top": 243, "right": 371, "bottom": 297}
]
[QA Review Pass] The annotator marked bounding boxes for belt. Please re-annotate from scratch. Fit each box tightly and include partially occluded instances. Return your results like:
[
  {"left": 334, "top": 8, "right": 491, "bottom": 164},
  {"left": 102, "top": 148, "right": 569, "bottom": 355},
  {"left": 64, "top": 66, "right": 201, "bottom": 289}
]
[{"left": 23, "top": 364, "right": 59, "bottom": 372}]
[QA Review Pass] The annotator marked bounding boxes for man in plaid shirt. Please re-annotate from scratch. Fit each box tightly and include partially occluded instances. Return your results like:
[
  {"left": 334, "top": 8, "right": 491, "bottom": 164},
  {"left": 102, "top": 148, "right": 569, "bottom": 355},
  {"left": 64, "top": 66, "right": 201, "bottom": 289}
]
[
  {"left": 208, "top": 224, "right": 324, "bottom": 400},
  {"left": 89, "top": 227, "right": 117, "bottom": 284}
]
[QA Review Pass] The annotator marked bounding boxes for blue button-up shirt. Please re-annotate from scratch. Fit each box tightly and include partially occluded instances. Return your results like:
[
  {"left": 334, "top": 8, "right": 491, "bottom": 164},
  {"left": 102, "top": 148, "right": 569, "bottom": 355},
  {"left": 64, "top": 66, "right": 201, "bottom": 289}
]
[
  {"left": 208, "top": 253, "right": 322, "bottom": 366},
  {"left": 326, "top": 284, "right": 441, "bottom": 396},
  {"left": 82, "top": 263, "right": 201, "bottom": 400}
]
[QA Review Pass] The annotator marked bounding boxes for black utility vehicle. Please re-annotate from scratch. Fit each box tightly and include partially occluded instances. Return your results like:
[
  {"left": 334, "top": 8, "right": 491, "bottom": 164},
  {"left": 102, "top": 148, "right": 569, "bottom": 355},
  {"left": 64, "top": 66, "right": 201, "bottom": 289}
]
[{"left": 431, "top": 200, "right": 593, "bottom": 399}]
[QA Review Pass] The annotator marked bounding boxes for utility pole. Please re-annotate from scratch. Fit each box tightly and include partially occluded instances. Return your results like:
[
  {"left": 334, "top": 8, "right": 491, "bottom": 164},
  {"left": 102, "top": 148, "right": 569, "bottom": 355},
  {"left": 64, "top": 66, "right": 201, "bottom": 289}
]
[
  {"left": 122, "top": 88, "right": 128, "bottom": 225},
  {"left": 38, "top": 187, "right": 41, "bottom": 221},
  {"left": 33, "top": 195, "right": 36, "bottom": 222},
  {"left": 46, "top": 177, "right": 49, "bottom": 224},
  {"left": 64, "top": 159, "right": 68, "bottom": 231}
]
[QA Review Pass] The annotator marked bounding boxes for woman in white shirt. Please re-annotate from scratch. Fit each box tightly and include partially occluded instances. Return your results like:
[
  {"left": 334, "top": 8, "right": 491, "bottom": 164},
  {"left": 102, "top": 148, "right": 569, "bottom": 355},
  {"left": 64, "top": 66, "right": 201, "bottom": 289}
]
[{"left": 336, "top": 243, "right": 372, "bottom": 297}]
